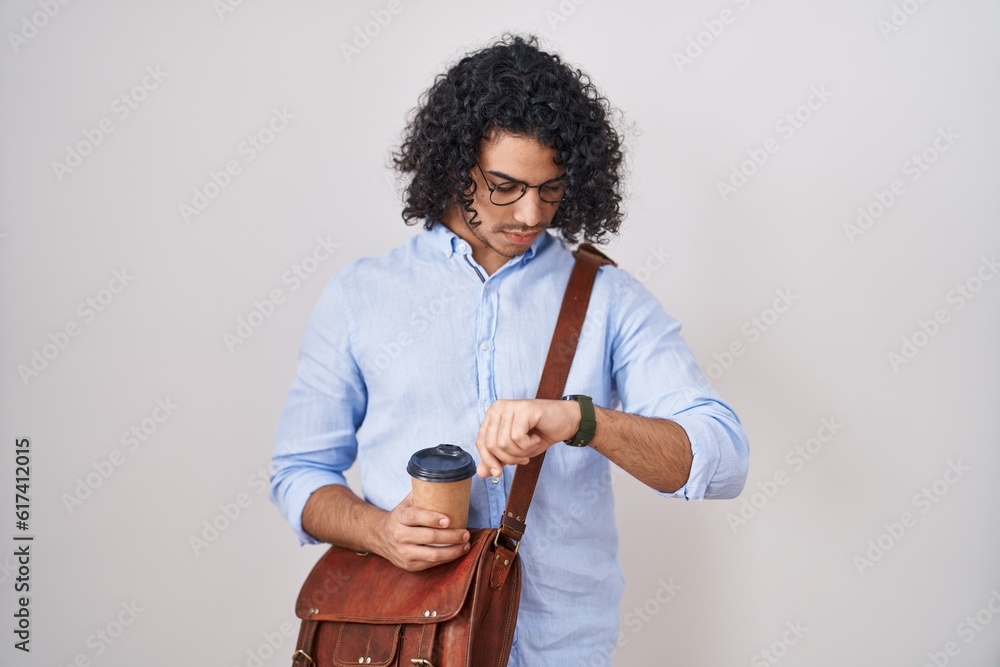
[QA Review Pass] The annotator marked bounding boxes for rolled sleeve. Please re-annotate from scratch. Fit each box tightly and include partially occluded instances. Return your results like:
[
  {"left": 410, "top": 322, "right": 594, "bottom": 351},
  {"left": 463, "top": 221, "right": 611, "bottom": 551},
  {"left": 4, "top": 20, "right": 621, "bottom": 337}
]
[
  {"left": 608, "top": 269, "right": 749, "bottom": 500},
  {"left": 270, "top": 459, "right": 348, "bottom": 546},
  {"left": 663, "top": 409, "right": 748, "bottom": 500},
  {"left": 269, "top": 275, "right": 367, "bottom": 545}
]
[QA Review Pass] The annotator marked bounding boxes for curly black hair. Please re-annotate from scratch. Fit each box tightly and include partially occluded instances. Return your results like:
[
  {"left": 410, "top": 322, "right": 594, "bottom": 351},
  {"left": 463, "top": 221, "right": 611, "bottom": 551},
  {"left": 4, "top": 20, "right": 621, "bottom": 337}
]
[{"left": 392, "top": 34, "right": 625, "bottom": 245}]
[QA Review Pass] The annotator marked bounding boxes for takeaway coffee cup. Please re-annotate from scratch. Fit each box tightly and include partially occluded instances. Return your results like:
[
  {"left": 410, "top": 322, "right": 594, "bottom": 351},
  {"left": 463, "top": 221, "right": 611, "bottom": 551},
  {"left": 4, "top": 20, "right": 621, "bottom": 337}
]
[{"left": 407, "top": 444, "right": 476, "bottom": 532}]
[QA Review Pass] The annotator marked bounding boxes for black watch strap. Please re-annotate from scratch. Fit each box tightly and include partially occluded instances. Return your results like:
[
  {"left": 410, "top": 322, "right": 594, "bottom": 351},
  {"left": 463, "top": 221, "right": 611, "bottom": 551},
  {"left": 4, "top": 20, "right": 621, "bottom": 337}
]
[{"left": 562, "top": 395, "right": 596, "bottom": 447}]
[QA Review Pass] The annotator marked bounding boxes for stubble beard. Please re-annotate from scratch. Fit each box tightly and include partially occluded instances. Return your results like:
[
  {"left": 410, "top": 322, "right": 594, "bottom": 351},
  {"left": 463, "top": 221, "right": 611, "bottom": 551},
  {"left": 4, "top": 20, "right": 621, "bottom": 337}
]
[{"left": 462, "top": 209, "right": 545, "bottom": 260}]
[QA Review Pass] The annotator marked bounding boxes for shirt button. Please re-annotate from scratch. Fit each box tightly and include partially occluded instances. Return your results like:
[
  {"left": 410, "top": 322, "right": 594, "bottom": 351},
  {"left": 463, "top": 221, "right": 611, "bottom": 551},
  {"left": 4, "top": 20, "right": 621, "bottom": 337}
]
[
  {"left": 490, "top": 476, "right": 500, "bottom": 484},
  {"left": 484, "top": 284, "right": 491, "bottom": 291},
  {"left": 480, "top": 341, "right": 490, "bottom": 351},
  {"left": 457, "top": 242, "right": 468, "bottom": 253}
]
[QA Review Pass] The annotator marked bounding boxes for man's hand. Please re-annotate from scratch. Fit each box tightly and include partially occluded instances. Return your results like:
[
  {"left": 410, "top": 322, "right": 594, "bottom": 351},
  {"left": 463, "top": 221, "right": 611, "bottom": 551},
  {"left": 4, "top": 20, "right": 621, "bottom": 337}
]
[
  {"left": 474, "top": 398, "right": 580, "bottom": 478},
  {"left": 374, "top": 492, "right": 471, "bottom": 572}
]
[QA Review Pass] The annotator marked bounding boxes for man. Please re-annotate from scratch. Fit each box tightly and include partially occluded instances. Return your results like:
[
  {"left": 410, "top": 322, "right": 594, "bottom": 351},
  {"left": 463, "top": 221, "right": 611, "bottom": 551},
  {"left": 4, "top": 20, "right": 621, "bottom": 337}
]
[{"left": 270, "top": 35, "right": 749, "bottom": 665}]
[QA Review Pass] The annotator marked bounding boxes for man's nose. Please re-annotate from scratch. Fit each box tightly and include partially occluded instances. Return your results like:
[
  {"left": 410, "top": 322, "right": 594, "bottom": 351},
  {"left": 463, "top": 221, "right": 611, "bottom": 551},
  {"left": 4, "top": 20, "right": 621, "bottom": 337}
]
[{"left": 511, "top": 190, "right": 547, "bottom": 227}]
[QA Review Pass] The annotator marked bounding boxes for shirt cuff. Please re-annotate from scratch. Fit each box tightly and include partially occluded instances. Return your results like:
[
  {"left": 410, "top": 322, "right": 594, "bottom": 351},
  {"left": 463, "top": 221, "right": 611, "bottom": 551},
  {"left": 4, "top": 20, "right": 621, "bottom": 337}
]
[
  {"left": 657, "top": 414, "right": 722, "bottom": 501},
  {"left": 657, "top": 412, "right": 749, "bottom": 500},
  {"left": 270, "top": 468, "right": 348, "bottom": 546}
]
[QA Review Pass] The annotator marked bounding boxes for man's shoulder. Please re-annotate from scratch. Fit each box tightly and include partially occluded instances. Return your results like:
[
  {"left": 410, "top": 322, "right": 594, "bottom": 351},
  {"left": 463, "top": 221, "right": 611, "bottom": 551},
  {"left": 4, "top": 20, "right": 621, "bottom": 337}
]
[{"left": 333, "top": 229, "right": 429, "bottom": 284}]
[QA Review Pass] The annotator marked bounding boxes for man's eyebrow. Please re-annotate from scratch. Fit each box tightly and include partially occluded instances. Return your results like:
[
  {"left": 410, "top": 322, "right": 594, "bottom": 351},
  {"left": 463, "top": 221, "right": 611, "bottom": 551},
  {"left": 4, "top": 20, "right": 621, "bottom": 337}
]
[
  {"left": 483, "top": 168, "right": 523, "bottom": 183},
  {"left": 484, "top": 168, "right": 566, "bottom": 183}
]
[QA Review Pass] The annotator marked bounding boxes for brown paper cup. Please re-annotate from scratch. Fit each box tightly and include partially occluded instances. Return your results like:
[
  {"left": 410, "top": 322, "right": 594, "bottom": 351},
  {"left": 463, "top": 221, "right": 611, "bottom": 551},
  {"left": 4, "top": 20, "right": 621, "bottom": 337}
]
[{"left": 410, "top": 476, "right": 473, "bottom": 531}]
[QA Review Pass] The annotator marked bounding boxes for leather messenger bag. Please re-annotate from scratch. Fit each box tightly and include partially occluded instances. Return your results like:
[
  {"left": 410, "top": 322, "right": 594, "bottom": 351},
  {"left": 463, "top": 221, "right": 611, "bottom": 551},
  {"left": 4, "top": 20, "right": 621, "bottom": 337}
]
[{"left": 290, "top": 245, "right": 614, "bottom": 667}]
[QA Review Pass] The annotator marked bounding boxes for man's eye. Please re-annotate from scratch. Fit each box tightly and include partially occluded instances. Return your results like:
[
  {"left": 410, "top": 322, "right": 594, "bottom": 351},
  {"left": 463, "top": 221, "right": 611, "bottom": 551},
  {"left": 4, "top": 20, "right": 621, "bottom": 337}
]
[
  {"left": 494, "top": 183, "right": 520, "bottom": 193},
  {"left": 542, "top": 183, "right": 567, "bottom": 195}
]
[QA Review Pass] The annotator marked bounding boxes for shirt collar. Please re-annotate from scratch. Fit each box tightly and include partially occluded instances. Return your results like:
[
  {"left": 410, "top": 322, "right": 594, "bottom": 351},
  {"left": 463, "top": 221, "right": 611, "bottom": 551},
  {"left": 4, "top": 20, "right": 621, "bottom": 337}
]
[{"left": 424, "top": 221, "right": 459, "bottom": 257}]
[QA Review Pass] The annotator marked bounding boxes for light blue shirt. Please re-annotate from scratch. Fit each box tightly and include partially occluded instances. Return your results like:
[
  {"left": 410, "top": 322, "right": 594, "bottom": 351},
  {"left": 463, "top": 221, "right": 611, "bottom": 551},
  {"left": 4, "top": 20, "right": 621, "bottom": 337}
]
[{"left": 270, "top": 223, "right": 749, "bottom": 665}]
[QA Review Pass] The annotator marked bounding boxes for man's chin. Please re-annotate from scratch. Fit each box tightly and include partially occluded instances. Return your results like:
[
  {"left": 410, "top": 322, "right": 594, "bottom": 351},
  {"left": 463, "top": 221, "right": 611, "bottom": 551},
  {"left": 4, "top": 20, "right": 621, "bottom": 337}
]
[{"left": 490, "top": 245, "right": 526, "bottom": 260}]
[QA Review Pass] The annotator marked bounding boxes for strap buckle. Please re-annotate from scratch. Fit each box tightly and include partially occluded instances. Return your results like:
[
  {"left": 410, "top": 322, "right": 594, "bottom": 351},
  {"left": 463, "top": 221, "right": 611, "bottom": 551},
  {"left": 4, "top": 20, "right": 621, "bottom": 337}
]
[
  {"left": 493, "top": 526, "right": 521, "bottom": 557},
  {"left": 292, "top": 649, "right": 315, "bottom": 666}
]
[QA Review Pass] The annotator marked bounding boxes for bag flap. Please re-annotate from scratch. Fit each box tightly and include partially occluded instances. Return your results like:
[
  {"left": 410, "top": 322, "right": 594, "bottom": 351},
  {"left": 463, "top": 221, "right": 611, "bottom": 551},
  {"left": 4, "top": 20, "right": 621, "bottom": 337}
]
[
  {"left": 295, "top": 528, "right": 494, "bottom": 624},
  {"left": 331, "top": 623, "right": 401, "bottom": 667}
]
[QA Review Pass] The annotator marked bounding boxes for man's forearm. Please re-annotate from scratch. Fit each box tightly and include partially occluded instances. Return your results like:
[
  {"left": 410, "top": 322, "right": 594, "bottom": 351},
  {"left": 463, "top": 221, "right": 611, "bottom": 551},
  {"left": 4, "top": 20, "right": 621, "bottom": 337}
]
[
  {"left": 301, "top": 483, "right": 387, "bottom": 552},
  {"left": 588, "top": 407, "right": 693, "bottom": 493},
  {"left": 301, "top": 482, "right": 473, "bottom": 571}
]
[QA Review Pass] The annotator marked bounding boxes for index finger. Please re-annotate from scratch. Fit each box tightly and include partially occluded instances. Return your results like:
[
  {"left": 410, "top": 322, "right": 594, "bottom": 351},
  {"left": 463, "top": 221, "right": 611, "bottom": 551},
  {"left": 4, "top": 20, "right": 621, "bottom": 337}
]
[
  {"left": 475, "top": 414, "right": 504, "bottom": 478},
  {"left": 400, "top": 503, "right": 454, "bottom": 529}
]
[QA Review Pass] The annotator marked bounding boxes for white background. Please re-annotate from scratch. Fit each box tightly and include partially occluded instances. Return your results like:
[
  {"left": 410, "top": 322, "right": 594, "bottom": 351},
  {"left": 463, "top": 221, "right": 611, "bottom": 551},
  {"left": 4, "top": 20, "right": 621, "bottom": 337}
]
[{"left": 1, "top": 1, "right": 998, "bottom": 665}]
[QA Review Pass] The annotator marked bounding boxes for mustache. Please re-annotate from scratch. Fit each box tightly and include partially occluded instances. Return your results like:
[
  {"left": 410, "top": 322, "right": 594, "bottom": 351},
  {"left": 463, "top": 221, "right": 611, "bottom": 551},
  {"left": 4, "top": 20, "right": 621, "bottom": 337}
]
[{"left": 499, "top": 227, "right": 544, "bottom": 235}]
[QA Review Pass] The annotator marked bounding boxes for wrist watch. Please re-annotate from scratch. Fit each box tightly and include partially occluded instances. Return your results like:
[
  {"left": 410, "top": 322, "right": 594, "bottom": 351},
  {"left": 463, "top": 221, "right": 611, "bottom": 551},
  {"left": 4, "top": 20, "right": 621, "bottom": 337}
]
[{"left": 561, "top": 395, "right": 596, "bottom": 447}]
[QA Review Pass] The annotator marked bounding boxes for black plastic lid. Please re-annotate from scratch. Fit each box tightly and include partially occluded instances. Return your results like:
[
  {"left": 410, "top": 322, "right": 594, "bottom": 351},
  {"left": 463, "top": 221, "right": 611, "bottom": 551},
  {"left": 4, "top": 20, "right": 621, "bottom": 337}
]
[{"left": 407, "top": 444, "right": 476, "bottom": 483}]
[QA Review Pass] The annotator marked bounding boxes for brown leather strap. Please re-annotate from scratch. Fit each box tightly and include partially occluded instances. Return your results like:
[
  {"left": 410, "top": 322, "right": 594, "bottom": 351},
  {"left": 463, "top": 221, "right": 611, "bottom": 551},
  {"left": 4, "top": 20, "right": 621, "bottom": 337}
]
[
  {"left": 489, "top": 544, "right": 518, "bottom": 591},
  {"left": 497, "top": 244, "right": 614, "bottom": 545},
  {"left": 291, "top": 620, "right": 318, "bottom": 666},
  {"left": 414, "top": 621, "right": 438, "bottom": 664}
]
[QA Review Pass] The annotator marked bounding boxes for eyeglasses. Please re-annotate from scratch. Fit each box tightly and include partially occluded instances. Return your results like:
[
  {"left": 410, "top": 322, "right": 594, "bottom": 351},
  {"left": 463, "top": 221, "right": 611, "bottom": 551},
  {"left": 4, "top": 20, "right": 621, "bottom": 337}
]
[{"left": 476, "top": 162, "right": 567, "bottom": 206}]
